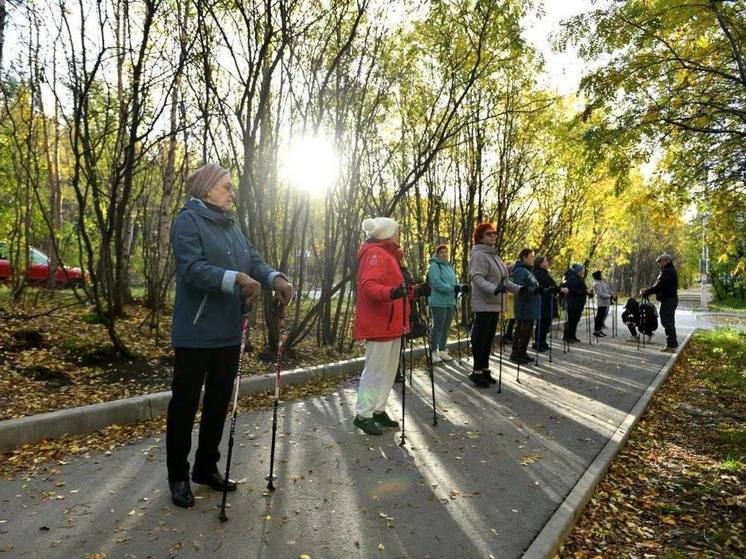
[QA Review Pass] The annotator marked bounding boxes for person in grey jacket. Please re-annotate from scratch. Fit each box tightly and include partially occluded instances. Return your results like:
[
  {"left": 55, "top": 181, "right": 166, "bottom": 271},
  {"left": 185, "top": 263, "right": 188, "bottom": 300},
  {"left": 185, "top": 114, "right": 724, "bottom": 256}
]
[
  {"left": 468, "top": 222, "right": 520, "bottom": 388},
  {"left": 167, "top": 163, "right": 293, "bottom": 508},
  {"left": 592, "top": 270, "right": 615, "bottom": 337}
]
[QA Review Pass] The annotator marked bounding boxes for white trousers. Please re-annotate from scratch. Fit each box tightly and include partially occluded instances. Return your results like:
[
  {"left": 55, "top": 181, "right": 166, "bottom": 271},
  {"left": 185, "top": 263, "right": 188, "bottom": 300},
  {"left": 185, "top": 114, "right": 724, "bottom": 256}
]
[{"left": 355, "top": 338, "right": 402, "bottom": 419}]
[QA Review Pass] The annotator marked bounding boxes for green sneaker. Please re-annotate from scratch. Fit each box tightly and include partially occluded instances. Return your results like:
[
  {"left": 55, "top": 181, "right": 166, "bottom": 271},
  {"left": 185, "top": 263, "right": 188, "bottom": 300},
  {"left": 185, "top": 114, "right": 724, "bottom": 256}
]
[
  {"left": 372, "top": 411, "right": 400, "bottom": 429},
  {"left": 353, "top": 415, "right": 383, "bottom": 435}
]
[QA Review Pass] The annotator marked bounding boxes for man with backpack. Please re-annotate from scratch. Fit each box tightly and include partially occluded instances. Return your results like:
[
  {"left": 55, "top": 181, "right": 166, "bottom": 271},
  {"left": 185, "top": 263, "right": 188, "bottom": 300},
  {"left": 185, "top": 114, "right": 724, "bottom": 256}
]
[{"left": 641, "top": 253, "right": 679, "bottom": 352}]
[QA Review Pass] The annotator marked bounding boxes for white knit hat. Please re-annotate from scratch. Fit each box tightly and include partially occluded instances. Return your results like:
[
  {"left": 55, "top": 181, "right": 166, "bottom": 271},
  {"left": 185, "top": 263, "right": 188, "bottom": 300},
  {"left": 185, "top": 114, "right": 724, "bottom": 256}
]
[{"left": 362, "top": 217, "right": 399, "bottom": 240}]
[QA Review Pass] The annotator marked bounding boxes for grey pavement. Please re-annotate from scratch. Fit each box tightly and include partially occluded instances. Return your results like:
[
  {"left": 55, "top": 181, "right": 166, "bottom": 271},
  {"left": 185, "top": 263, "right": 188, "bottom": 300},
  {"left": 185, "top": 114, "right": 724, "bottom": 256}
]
[{"left": 0, "top": 308, "right": 713, "bottom": 559}]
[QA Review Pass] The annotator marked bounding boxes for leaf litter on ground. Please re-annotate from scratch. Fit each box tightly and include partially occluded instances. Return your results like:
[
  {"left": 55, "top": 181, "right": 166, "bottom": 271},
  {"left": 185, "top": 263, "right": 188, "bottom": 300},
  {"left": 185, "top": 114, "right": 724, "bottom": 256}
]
[{"left": 561, "top": 329, "right": 746, "bottom": 558}]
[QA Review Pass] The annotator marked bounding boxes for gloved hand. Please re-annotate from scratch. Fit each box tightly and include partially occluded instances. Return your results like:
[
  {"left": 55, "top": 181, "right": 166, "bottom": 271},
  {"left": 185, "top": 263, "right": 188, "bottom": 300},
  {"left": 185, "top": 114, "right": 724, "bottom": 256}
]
[
  {"left": 415, "top": 284, "right": 432, "bottom": 298},
  {"left": 460, "top": 283, "right": 470, "bottom": 294},
  {"left": 518, "top": 285, "right": 527, "bottom": 296},
  {"left": 531, "top": 286, "right": 543, "bottom": 295},
  {"left": 390, "top": 286, "right": 407, "bottom": 300},
  {"left": 453, "top": 284, "right": 461, "bottom": 294},
  {"left": 494, "top": 283, "right": 508, "bottom": 295}
]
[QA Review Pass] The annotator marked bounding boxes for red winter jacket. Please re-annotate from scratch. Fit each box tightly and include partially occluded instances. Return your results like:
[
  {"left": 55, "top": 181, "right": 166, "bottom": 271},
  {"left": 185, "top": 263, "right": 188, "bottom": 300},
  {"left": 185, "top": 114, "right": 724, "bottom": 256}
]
[{"left": 353, "top": 240, "right": 412, "bottom": 341}]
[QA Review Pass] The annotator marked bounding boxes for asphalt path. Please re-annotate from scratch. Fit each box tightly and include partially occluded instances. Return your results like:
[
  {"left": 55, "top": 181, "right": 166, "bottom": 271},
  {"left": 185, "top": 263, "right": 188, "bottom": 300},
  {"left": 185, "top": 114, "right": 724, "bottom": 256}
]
[{"left": 0, "top": 308, "right": 711, "bottom": 559}]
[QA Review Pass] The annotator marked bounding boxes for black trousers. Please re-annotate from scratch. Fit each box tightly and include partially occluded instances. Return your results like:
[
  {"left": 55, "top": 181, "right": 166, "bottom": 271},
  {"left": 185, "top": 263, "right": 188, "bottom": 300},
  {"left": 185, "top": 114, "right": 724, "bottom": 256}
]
[
  {"left": 534, "top": 313, "right": 551, "bottom": 347},
  {"left": 594, "top": 306, "right": 609, "bottom": 333},
  {"left": 660, "top": 297, "right": 678, "bottom": 348},
  {"left": 166, "top": 345, "right": 241, "bottom": 482},
  {"left": 471, "top": 312, "right": 499, "bottom": 370},
  {"left": 564, "top": 305, "right": 583, "bottom": 340},
  {"left": 511, "top": 319, "right": 534, "bottom": 358},
  {"left": 503, "top": 318, "right": 515, "bottom": 340}
]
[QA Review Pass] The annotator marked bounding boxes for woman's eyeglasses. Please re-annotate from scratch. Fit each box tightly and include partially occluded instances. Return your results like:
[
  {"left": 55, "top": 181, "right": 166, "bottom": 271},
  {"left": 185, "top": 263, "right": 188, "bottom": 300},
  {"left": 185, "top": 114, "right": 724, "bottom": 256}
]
[{"left": 484, "top": 231, "right": 498, "bottom": 237}]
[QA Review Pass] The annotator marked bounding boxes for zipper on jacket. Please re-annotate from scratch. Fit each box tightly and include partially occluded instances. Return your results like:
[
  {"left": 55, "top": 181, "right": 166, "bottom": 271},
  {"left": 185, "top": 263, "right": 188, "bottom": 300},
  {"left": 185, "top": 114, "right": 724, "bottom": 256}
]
[{"left": 193, "top": 293, "right": 208, "bottom": 325}]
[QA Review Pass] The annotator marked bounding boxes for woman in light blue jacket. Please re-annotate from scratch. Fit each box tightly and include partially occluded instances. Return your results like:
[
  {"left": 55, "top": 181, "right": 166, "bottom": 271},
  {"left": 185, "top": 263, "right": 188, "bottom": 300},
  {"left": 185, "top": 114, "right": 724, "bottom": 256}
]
[{"left": 427, "top": 245, "right": 465, "bottom": 363}]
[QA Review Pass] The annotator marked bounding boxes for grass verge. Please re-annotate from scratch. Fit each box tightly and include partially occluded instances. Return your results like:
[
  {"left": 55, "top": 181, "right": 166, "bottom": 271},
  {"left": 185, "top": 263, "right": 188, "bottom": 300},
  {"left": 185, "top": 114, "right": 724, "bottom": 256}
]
[{"left": 561, "top": 328, "right": 746, "bottom": 558}]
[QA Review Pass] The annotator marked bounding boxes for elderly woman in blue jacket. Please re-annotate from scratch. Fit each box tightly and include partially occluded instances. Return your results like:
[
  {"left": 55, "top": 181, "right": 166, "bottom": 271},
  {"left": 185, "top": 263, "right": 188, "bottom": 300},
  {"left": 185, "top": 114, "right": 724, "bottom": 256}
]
[
  {"left": 510, "top": 248, "right": 544, "bottom": 364},
  {"left": 167, "top": 163, "right": 293, "bottom": 508},
  {"left": 427, "top": 245, "right": 466, "bottom": 363}
]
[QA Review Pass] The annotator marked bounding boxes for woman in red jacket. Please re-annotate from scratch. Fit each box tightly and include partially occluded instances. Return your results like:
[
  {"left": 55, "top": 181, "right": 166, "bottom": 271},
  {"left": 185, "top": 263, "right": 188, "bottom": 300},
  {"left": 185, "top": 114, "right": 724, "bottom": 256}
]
[{"left": 353, "top": 217, "right": 424, "bottom": 435}]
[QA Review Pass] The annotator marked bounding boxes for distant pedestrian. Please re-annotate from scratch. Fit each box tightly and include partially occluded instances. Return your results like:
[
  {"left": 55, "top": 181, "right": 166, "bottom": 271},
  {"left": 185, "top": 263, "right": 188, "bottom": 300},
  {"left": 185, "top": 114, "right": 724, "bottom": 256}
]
[
  {"left": 591, "top": 270, "right": 615, "bottom": 337},
  {"left": 468, "top": 222, "right": 520, "bottom": 388},
  {"left": 641, "top": 253, "right": 679, "bottom": 352},
  {"left": 510, "top": 248, "right": 542, "bottom": 364},
  {"left": 427, "top": 245, "right": 466, "bottom": 363},
  {"left": 562, "top": 264, "right": 588, "bottom": 343},
  {"left": 168, "top": 163, "right": 293, "bottom": 509},
  {"left": 533, "top": 256, "right": 568, "bottom": 351},
  {"left": 621, "top": 297, "right": 649, "bottom": 342}
]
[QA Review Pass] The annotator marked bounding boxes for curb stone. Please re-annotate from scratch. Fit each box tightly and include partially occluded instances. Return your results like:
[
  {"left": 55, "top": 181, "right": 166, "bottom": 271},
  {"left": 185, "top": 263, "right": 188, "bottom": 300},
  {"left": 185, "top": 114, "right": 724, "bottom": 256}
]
[
  {"left": 521, "top": 331, "right": 694, "bottom": 559},
  {"left": 0, "top": 339, "right": 467, "bottom": 452}
]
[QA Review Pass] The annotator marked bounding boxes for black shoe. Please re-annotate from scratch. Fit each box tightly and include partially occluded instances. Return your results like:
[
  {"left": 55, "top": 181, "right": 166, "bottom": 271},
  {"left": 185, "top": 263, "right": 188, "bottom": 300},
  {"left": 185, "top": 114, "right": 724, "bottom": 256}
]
[
  {"left": 191, "top": 471, "right": 237, "bottom": 492},
  {"left": 372, "top": 411, "right": 400, "bottom": 429},
  {"left": 468, "top": 372, "right": 490, "bottom": 388},
  {"left": 169, "top": 480, "right": 195, "bottom": 508},
  {"left": 353, "top": 415, "right": 383, "bottom": 435},
  {"left": 482, "top": 369, "right": 497, "bottom": 384},
  {"left": 597, "top": 331, "right": 607, "bottom": 337},
  {"left": 531, "top": 344, "right": 549, "bottom": 353}
]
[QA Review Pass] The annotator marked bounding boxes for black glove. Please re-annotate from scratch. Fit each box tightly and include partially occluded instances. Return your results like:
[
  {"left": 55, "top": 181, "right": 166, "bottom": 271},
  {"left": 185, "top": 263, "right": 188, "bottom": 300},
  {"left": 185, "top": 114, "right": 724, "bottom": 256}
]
[
  {"left": 390, "top": 286, "right": 406, "bottom": 300},
  {"left": 494, "top": 283, "right": 508, "bottom": 295},
  {"left": 544, "top": 286, "right": 559, "bottom": 295},
  {"left": 460, "top": 284, "right": 470, "bottom": 294},
  {"left": 415, "top": 284, "right": 432, "bottom": 298},
  {"left": 453, "top": 284, "right": 461, "bottom": 294},
  {"left": 518, "top": 285, "right": 528, "bottom": 296}
]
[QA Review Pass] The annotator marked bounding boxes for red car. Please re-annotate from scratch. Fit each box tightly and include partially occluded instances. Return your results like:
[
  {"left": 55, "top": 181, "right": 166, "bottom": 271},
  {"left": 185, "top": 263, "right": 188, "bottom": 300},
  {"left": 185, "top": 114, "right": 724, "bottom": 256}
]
[{"left": 0, "top": 242, "right": 84, "bottom": 287}]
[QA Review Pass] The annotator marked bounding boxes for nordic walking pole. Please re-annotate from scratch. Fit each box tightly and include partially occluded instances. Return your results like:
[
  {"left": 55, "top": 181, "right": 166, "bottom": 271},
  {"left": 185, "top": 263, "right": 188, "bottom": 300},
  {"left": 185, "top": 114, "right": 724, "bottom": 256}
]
[
  {"left": 549, "top": 294, "right": 554, "bottom": 363},
  {"left": 399, "top": 282, "right": 408, "bottom": 447},
  {"left": 591, "top": 294, "right": 597, "bottom": 343},
  {"left": 498, "top": 313, "right": 504, "bottom": 393},
  {"left": 613, "top": 298, "right": 618, "bottom": 337},
  {"left": 534, "top": 319, "right": 540, "bottom": 367},
  {"left": 515, "top": 320, "right": 522, "bottom": 384},
  {"left": 265, "top": 299, "right": 286, "bottom": 492},
  {"left": 218, "top": 313, "right": 250, "bottom": 521},
  {"left": 423, "top": 303, "right": 437, "bottom": 425},
  {"left": 586, "top": 295, "right": 592, "bottom": 344},
  {"left": 637, "top": 299, "right": 643, "bottom": 351},
  {"left": 455, "top": 292, "right": 462, "bottom": 364}
]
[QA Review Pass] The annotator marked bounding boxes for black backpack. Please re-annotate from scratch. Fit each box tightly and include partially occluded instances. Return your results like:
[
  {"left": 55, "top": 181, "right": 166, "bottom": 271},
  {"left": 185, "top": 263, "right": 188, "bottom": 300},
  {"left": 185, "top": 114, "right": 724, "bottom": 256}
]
[{"left": 639, "top": 300, "right": 659, "bottom": 332}]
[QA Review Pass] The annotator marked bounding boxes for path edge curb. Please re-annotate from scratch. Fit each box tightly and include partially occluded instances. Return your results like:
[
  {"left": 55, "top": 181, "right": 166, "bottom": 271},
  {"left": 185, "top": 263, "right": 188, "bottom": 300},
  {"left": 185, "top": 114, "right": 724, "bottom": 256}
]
[
  {"left": 521, "top": 330, "right": 695, "bottom": 559},
  {"left": 0, "top": 339, "right": 467, "bottom": 452}
]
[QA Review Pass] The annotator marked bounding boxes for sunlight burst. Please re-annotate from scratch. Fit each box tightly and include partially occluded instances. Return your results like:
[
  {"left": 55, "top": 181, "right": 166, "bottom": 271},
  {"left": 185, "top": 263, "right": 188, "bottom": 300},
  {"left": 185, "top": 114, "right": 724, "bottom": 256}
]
[{"left": 280, "top": 134, "right": 339, "bottom": 196}]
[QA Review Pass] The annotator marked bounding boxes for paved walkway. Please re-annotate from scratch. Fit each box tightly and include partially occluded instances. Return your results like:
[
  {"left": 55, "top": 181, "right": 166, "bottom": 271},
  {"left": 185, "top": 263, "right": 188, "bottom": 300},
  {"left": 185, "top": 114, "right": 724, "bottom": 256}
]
[{"left": 0, "top": 309, "right": 713, "bottom": 559}]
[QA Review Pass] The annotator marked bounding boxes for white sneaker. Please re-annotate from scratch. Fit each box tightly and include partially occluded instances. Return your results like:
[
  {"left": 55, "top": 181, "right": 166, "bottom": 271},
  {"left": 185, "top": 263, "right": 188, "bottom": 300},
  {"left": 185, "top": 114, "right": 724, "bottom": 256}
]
[
  {"left": 438, "top": 350, "right": 453, "bottom": 361},
  {"left": 431, "top": 352, "right": 442, "bottom": 363}
]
